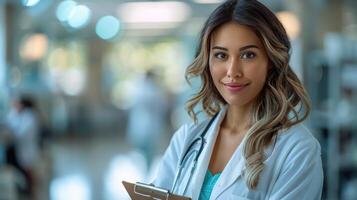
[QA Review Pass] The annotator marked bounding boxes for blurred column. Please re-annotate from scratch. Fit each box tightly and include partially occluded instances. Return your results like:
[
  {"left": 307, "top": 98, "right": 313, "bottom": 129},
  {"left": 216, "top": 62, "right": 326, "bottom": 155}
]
[
  {"left": 85, "top": 39, "right": 109, "bottom": 105},
  {"left": 297, "top": 1, "right": 343, "bottom": 200},
  {"left": 5, "top": 4, "right": 17, "bottom": 79},
  {"left": 0, "top": 3, "right": 5, "bottom": 87},
  {"left": 299, "top": 0, "right": 343, "bottom": 86},
  {"left": 0, "top": 3, "right": 7, "bottom": 117},
  {"left": 318, "top": 2, "right": 343, "bottom": 200},
  {"left": 84, "top": 39, "right": 109, "bottom": 200}
]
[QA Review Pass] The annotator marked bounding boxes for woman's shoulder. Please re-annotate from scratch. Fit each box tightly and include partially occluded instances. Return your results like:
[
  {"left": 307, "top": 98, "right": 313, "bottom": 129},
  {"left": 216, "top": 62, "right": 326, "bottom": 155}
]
[
  {"left": 275, "top": 123, "right": 321, "bottom": 153},
  {"left": 263, "top": 124, "right": 322, "bottom": 171},
  {"left": 278, "top": 123, "right": 318, "bottom": 140}
]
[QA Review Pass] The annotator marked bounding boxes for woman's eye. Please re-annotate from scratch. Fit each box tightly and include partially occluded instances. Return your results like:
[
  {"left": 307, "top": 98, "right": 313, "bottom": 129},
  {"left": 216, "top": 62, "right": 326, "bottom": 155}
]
[
  {"left": 241, "top": 51, "right": 256, "bottom": 59},
  {"left": 214, "top": 52, "right": 227, "bottom": 60}
]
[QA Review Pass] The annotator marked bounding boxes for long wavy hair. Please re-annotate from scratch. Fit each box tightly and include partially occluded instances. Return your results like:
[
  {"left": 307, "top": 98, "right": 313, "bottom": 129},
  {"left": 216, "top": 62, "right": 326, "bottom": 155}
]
[{"left": 185, "top": 0, "right": 311, "bottom": 189}]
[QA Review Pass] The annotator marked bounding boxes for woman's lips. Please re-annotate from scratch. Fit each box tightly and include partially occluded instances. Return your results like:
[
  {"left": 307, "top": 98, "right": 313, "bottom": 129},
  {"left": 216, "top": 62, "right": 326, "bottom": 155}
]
[{"left": 223, "top": 83, "right": 249, "bottom": 92}]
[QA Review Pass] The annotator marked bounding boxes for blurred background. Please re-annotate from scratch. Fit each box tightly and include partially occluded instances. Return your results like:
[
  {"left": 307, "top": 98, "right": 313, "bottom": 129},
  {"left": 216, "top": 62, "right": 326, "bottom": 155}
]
[{"left": 0, "top": 0, "right": 356, "bottom": 199}]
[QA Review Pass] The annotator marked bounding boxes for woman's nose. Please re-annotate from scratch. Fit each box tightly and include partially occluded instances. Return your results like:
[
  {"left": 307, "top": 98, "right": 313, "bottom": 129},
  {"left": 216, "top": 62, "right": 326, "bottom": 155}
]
[{"left": 227, "top": 58, "right": 243, "bottom": 78}]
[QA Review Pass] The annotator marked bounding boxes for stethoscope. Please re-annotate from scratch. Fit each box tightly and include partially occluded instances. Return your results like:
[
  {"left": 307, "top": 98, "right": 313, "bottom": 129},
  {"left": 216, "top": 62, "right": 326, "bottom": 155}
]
[{"left": 170, "top": 113, "right": 219, "bottom": 195}]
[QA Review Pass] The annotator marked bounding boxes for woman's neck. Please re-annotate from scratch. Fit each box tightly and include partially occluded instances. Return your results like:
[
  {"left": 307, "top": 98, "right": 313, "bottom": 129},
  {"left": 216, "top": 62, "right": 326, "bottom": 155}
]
[{"left": 222, "top": 105, "right": 252, "bottom": 135}]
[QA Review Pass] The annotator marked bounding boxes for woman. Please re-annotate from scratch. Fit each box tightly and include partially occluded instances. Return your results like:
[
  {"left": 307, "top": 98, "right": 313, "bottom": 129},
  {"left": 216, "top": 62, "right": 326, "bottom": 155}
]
[{"left": 153, "top": 0, "right": 323, "bottom": 199}]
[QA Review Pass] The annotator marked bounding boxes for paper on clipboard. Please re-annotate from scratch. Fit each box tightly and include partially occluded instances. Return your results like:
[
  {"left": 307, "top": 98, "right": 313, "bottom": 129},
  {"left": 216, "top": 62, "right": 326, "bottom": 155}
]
[{"left": 122, "top": 181, "right": 191, "bottom": 200}]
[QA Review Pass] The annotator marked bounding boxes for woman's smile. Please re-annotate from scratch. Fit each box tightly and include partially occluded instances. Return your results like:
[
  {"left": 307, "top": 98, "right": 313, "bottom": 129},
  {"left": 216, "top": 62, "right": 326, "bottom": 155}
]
[{"left": 222, "top": 82, "right": 250, "bottom": 93}]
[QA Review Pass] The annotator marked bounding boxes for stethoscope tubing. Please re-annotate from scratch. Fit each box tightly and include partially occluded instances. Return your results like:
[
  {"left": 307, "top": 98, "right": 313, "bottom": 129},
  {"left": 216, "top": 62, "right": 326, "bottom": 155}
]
[{"left": 171, "top": 113, "right": 219, "bottom": 195}]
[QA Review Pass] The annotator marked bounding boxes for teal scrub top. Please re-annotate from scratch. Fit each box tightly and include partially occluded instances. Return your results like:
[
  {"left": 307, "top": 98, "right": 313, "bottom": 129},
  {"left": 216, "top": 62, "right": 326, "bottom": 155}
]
[{"left": 198, "top": 170, "right": 222, "bottom": 200}]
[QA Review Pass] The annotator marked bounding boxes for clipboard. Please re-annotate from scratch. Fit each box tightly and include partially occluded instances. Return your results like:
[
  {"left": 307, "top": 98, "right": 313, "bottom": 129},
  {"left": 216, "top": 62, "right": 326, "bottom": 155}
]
[{"left": 122, "top": 181, "right": 191, "bottom": 200}]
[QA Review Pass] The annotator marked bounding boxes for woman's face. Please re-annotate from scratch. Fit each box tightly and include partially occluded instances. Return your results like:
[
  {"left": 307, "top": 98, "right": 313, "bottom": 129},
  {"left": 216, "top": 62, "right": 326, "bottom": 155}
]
[{"left": 209, "top": 22, "right": 269, "bottom": 107}]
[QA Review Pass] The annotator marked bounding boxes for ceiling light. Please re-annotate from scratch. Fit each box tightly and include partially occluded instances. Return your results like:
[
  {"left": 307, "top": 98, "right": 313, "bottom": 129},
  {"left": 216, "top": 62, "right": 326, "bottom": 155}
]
[
  {"left": 192, "top": 0, "right": 223, "bottom": 4},
  {"left": 118, "top": 1, "right": 191, "bottom": 28},
  {"left": 21, "top": 0, "right": 41, "bottom": 7}
]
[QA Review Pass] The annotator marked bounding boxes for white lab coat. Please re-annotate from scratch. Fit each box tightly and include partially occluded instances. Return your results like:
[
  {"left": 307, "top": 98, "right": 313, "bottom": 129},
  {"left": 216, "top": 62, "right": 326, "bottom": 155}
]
[
  {"left": 153, "top": 106, "right": 323, "bottom": 200},
  {"left": 6, "top": 109, "right": 40, "bottom": 169}
]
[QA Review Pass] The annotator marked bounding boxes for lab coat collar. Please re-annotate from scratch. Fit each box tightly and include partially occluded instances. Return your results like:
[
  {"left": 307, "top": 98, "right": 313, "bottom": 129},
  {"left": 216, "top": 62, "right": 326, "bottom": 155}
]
[
  {"left": 210, "top": 125, "right": 276, "bottom": 199},
  {"left": 210, "top": 139, "right": 246, "bottom": 200},
  {"left": 188, "top": 106, "right": 227, "bottom": 200}
]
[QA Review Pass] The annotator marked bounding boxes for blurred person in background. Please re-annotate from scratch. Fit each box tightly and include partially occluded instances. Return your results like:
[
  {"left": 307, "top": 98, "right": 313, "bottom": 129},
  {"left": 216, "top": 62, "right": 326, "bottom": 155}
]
[
  {"left": 126, "top": 70, "right": 169, "bottom": 172},
  {"left": 335, "top": 87, "right": 355, "bottom": 127},
  {"left": 5, "top": 95, "right": 40, "bottom": 199},
  {"left": 152, "top": 0, "right": 323, "bottom": 199}
]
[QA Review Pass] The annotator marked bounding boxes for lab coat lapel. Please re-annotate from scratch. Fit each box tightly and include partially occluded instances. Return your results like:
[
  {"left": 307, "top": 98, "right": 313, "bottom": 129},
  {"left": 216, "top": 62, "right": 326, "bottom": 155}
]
[
  {"left": 210, "top": 135, "right": 246, "bottom": 200},
  {"left": 188, "top": 107, "right": 227, "bottom": 200},
  {"left": 210, "top": 134, "right": 277, "bottom": 199}
]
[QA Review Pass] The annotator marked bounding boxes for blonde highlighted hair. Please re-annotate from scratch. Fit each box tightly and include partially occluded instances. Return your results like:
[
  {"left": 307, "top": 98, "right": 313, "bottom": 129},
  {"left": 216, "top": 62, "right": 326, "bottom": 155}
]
[{"left": 185, "top": 0, "right": 311, "bottom": 189}]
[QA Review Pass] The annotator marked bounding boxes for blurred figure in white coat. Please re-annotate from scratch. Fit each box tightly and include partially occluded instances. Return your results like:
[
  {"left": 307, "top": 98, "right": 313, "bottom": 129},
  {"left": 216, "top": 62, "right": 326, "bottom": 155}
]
[
  {"left": 5, "top": 95, "right": 40, "bottom": 198},
  {"left": 127, "top": 70, "right": 169, "bottom": 171}
]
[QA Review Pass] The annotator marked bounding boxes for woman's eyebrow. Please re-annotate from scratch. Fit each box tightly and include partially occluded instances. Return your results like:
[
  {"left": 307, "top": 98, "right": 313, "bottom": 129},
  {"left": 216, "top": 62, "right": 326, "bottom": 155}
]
[
  {"left": 212, "top": 44, "right": 259, "bottom": 51},
  {"left": 239, "top": 44, "right": 259, "bottom": 51},
  {"left": 212, "top": 46, "right": 228, "bottom": 51}
]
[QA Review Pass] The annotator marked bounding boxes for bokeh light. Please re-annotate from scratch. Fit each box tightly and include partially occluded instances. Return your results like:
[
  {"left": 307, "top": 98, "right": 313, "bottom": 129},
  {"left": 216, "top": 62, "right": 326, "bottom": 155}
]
[
  {"left": 21, "top": 0, "right": 41, "bottom": 7},
  {"left": 104, "top": 152, "right": 146, "bottom": 200},
  {"left": 59, "top": 68, "right": 86, "bottom": 96},
  {"left": 95, "top": 16, "right": 121, "bottom": 40},
  {"left": 50, "top": 174, "right": 91, "bottom": 200},
  {"left": 19, "top": 33, "right": 48, "bottom": 61},
  {"left": 56, "top": 0, "right": 77, "bottom": 23},
  {"left": 56, "top": 1, "right": 91, "bottom": 29},
  {"left": 46, "top": 44, "right": 87, "bottom": 96},
  {"left": 67, "top": 5, "right": 91, "bottom": 29},
  {"left": 276, "top": 11, "right": 301, "bottom": 40}
]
